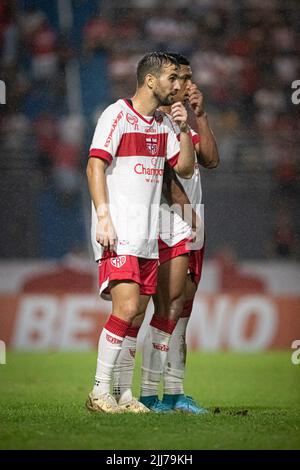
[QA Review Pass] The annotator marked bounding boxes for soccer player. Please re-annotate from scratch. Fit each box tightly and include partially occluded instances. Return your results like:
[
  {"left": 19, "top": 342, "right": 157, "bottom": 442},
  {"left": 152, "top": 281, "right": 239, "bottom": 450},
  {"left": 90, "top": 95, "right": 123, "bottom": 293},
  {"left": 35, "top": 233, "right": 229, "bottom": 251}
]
[
  {"left": 112, "top": 54, "right": 219, "bottom": 413},
  {"left": 86, "top": 52, "right": 195, "bottom": 413}
]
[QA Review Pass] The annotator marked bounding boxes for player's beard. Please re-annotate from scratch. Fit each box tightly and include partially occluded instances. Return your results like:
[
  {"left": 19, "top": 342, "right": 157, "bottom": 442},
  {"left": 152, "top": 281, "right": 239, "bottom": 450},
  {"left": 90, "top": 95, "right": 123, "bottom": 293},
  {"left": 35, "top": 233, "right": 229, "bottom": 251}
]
[{"left": 153, "top": 89, "right": 176, "bottom": 106}]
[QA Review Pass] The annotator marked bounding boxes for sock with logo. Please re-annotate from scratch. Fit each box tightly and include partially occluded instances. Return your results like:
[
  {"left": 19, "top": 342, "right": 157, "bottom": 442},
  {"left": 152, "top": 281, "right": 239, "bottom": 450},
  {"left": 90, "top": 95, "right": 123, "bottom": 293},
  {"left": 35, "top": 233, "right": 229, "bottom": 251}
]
[
  {"left": 163, "top": 299, "right": 193, "bottom": 395},
  {"left": 92, "top": 314, "right": 131, "bottom": 397},
  {"left": 112, "top": 325, "right": 140, "bottom": 404},
  {"left": 140, "top": 314, "right": 177, "bottom": 397}
]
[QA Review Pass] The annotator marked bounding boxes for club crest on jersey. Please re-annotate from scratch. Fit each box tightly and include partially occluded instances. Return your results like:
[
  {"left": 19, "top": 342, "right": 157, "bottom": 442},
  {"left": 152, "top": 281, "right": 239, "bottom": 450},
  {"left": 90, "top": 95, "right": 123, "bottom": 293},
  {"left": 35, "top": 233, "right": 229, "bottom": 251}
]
[
  {"left": 146, "top": 137, "right": 158, "bottom": 156},
  {"left": 126, "top": 112, "right": 138, "bottom": 130},
  {"left": 110, "top": 256, "right": 127, "bottom": 268}
]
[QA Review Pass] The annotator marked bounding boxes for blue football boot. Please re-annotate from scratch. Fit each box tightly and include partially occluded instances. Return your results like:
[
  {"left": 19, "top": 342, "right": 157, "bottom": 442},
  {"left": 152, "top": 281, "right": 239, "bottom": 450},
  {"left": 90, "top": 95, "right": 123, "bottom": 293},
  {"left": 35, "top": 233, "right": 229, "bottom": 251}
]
[
  {"left": 139, "top": 395, "right": 173, "bottom": 413},
  {"left": 162, "top": 394, "right": 208, "bottom": 415}
]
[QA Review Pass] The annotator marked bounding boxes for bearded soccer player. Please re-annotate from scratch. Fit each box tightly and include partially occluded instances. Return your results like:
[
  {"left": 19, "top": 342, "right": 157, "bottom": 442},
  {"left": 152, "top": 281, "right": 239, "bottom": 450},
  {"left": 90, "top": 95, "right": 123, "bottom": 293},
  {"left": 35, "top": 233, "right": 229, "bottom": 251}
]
[
  {"left": 86, "top": 52, "right": 195, "bottom": 413},
  {"left": 112, "top": 54, "right": 219, "bottom": 413}
]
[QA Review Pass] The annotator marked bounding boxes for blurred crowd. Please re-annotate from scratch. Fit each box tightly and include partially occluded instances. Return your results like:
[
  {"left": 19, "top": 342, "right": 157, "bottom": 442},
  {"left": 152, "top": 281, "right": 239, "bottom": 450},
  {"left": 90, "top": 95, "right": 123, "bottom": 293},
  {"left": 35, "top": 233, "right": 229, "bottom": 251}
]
[{"left": 0, "top": 0, "right": 299, "bottom": 259}]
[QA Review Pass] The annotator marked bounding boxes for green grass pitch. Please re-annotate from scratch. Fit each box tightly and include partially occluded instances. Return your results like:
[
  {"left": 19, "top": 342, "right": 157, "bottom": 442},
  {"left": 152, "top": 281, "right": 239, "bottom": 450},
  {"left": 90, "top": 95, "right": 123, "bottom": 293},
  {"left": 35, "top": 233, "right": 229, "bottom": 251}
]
[{"left": 0, "top": 351, "right": 299, "bottom": 450}]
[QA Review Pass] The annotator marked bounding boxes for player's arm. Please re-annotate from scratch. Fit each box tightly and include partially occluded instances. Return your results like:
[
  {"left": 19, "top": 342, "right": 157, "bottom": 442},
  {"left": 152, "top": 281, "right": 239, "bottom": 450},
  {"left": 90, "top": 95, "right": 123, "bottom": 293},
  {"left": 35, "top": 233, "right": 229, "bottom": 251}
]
[
  {"left": 170, "top": 101, "right": 195, "bottom": 179},
  {"left": 86, "top": 157, "right": 116, "bottom": 252},
  {"left": 188, "top": 84, "right": 219, "bottom": 169}
]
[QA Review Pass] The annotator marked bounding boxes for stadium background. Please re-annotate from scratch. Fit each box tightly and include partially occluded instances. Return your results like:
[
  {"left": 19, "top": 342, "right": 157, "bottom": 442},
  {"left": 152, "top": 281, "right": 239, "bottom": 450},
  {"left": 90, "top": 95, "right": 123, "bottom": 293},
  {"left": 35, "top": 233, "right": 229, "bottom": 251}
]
[
  {"left": 0, "top": 0, "right": 300, "bottom": 451},
  {"left": 0, "top": 0, "right": 299, "bottom": 352}
]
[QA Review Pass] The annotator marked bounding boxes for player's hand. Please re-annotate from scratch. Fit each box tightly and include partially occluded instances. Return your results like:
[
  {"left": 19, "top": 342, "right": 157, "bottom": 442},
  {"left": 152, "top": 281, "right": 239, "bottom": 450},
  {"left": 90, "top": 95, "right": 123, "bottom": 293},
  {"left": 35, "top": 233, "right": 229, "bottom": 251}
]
[
  {"left": 188, "top": 84, "right": 205, "bottom": 118},
  {"left": 96, "top": 214, "right": 117, "bottom": 252},
  {"left": 170, "top": 101, "right": 188, "bottom": 131}
]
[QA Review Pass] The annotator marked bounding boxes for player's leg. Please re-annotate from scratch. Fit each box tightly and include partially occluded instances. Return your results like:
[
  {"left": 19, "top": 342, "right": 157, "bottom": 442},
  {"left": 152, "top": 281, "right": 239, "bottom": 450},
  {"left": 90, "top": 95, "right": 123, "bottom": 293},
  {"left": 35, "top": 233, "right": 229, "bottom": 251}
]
[
  {"left": 112, "top": 295, "right": 149, "bottom": 413},
  {"left": 111, "top": 258, "right": 158, "bottom": 412},
  {"left": 140, "top": 253, "right": 189, "bottom": 410},
  {"left": 87, "top": 254, "right": 152, "bottom": 413},
  {"left": 87, "top": 279, "right": 143, "bottom": 413},
  {"left": 162, "top": 247, "right": 207, "bottom": 414},
  {"left": 162, "top": 274, "right": 196, "bottom": 396}
]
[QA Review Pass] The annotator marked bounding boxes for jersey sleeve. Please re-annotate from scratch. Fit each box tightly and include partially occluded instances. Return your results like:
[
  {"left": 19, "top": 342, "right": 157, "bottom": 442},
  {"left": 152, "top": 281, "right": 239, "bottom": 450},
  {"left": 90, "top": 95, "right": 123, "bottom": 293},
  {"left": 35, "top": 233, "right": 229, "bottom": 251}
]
[
  {"left": 165, "top": 121, "right": 180, "bottom": 169},
  {"left": 89, "top": 104, "right": 124, "bottom": 165},
  {"left": 190, "top": 128, "right": 201, "bottom": 146}
]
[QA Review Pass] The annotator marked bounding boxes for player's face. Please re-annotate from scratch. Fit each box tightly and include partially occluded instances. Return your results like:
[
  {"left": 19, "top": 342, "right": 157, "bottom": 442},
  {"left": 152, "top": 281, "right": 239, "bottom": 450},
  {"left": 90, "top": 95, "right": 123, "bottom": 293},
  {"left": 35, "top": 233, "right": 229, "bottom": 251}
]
[
  {"left": 173, "top": 65, "right": 193, "bottom": 103},
  {"left": 153, "top": 63, "right": 181, "bottom": 106}
]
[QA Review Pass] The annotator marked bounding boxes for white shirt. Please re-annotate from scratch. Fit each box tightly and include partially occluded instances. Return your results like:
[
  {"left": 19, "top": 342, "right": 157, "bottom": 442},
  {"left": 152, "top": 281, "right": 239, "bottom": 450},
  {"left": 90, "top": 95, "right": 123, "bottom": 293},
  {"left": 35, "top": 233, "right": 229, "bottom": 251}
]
[
  {"left": 159, "top": 114, "right": 204, "bottom": 248},
  {"left": 89, "top": 99, "right": 181, "bottom": 260}
]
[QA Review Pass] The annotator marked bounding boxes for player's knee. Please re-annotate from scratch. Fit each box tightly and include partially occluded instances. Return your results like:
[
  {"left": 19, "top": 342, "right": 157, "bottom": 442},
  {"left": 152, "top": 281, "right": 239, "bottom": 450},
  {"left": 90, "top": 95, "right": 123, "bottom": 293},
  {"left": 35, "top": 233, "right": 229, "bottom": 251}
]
[{"left": 118, "top": 300, "right": 140, "bottom": 322}]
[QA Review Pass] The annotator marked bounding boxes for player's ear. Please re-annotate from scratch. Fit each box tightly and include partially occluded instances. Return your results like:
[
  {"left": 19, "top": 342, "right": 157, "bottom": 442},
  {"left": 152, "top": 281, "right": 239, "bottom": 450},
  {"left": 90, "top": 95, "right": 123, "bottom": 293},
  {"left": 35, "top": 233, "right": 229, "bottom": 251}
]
[{"left": 145, "top": 73, "right": 155, "bottom": 90}]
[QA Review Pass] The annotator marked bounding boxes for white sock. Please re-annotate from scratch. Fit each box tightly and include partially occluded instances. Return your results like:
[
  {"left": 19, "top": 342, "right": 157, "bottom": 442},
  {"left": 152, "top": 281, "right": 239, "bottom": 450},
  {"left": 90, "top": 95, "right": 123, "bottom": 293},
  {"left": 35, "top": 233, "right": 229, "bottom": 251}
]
[
  {"left": 140, "top": 316, "right": 176, "bottom": 397},
  {"left": 163, "top": 317, "right": 189, "bottom": 395},
  {"left": 112, "top": 335, "right": 137, "bottom": 404},
  {"left": 92, "top": 315, "right": 130, "bottom": 397}
]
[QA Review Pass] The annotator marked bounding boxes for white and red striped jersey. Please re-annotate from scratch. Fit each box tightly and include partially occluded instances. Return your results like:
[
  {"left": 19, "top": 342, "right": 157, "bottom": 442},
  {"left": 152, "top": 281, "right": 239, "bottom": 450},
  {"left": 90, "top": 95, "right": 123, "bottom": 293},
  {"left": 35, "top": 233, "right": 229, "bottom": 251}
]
[
  {"left": 89, "top": 99, "right": 182, "bottom": 261},
  {"left": 159, "top": 114, "right": 204, "bottom": 249}
]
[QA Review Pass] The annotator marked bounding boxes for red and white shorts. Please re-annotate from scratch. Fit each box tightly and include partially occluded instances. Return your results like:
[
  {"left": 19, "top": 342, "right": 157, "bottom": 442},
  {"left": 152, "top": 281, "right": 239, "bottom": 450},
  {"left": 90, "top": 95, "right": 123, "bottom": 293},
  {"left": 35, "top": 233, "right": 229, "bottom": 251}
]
[
  {"left": 188, "top": 245, "right": 205, "bottom": 286},
  {"left": 98, "top": 251, "right": 159, "bottom": 297},
  {"left": 158, "top": 238, "right": 205, "bottom": 286},
  {"left": 158, "top": 237, "right": 191, "bottom": 265}
]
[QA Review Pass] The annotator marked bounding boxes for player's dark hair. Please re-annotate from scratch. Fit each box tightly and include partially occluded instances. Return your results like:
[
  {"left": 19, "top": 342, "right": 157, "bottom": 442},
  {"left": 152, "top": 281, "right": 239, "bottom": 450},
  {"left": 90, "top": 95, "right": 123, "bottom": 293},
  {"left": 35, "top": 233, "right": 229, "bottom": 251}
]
[
  {"left": 167, "top": 53, "right": 190, "bottom": 66},
  {"left": 136, "top": 52, "right": 179, "bottom": 87}
]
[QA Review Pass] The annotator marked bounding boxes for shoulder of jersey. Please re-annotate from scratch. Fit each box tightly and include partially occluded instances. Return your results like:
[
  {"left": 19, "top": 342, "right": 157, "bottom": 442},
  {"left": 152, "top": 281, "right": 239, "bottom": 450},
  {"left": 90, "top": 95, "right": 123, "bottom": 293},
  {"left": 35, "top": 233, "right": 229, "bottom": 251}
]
[{"left": 97, "top": 100, "right": 123, "bottom": 118}]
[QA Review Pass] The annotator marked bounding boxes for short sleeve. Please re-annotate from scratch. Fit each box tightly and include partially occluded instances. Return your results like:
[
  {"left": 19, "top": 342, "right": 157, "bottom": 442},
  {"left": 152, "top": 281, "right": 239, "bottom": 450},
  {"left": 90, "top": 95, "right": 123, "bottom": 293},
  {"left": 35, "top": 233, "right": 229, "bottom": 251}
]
[
  {"left": 190, "top": 128, "right": 201, "bottom": 146},
  {"left": 89, "top": 104, "right": 124, "bottom": 165},
  {"left": 165, "top": 124, "right": 180, "bottom": 168}
]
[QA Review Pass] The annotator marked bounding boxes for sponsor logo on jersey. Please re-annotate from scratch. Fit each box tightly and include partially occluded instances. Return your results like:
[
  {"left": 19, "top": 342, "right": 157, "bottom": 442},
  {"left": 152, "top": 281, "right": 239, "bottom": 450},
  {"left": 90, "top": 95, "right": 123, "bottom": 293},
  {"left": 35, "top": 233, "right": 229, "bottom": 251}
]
[
  {"left": 145, "top": 126, "right": 156, "bottom": 134},
  {"left": 104, "top": 110, "right": 124, "bottom": 148},
  {"left": 126, "top": 112, "right": 138, "bottom": 130},
  {"left": 152, "top": 342, "right": 169, "bottom": 352},
  {"left": 110, "top": 256, "right": 127, "bottom": 268},
  {"left": 146, "top": 137, "right": 158, "bottom": 155},
  {"left": 134, "top": 163, "right": 164, "bottom": 176},
  {"left": 106, "top": 333, "right": 122, "bottom": 344}
]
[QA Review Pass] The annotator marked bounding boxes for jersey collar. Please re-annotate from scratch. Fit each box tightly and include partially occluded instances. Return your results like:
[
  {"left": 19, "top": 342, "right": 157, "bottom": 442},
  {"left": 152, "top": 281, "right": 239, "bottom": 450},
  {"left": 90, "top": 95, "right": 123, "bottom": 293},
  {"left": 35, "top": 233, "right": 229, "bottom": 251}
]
[{"left": 123, "top": 99, "right": 155, "bottom": 125}]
